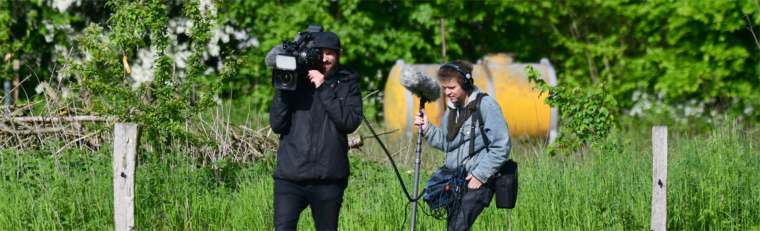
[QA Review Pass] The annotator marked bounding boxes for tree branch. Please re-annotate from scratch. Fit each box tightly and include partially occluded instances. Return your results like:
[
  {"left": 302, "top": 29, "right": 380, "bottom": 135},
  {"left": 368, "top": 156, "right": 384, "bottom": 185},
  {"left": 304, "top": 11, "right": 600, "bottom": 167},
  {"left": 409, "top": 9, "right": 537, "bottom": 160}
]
[
  {"left": 7, "top": 116, "right": 107, "bottom": 123},
  {"left": 743, "top": 15, "right": 760, "bottom": 51}
]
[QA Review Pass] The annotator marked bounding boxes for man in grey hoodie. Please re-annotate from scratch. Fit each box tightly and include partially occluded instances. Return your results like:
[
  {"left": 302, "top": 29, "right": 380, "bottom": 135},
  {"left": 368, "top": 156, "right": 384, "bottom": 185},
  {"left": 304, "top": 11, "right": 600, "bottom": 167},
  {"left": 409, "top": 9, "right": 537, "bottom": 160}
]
[{"left": 414, "top": 60, "right": 511, "bottom": 231}]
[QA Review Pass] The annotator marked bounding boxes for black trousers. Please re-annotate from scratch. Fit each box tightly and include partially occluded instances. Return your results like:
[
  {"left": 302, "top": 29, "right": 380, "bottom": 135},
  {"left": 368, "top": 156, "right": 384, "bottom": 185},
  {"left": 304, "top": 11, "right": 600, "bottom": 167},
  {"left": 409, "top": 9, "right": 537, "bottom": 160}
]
[
  {"left": 447, "top": 182, "right": 495, "bottom": 231},
  {"left": 273, "top": 178, "right": 349, "bottom": 231}
]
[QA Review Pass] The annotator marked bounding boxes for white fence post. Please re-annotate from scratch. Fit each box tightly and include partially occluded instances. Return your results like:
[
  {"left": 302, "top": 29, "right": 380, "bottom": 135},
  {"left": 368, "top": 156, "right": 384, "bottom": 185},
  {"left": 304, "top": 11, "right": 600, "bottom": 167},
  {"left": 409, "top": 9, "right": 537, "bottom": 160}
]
[
  {"left": 651, "top": 126, "right": 668, "bottom": 231},
  {"left": 114, "top": 123, "right": 140, "bottom": 231}
]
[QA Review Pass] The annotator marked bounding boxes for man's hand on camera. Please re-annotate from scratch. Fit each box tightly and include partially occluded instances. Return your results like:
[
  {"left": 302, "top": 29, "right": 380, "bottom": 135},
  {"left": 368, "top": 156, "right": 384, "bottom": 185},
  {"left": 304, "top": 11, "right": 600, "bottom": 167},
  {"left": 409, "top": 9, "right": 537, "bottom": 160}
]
[{"left": 308, "top": 70, "right": 325, "bottom": 88}]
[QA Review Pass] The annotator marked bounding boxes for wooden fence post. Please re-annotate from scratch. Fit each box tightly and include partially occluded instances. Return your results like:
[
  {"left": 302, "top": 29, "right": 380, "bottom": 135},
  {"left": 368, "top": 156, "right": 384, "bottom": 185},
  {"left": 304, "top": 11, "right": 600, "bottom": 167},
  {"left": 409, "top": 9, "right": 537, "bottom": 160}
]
[
  {"left": 651, "top": 126, "right": 668, "bottom": 231},
  {"left": 11, "top": 59, "right": 19, "bottom": 105},
  {"left": 114, "top": 123, "right": 140, "bottom": 231}
]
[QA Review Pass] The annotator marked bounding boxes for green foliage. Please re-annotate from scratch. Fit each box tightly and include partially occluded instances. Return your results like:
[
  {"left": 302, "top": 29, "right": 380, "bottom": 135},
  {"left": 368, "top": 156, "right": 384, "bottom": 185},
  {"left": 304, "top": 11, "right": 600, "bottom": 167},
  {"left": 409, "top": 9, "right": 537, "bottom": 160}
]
[
  {"left": 214, "top": 0, "right": 760, "bottom": 122},
  {"left": 0, "top": 0, "right": 79, "bottom": 83},
  {"left": 67, "top": 0, "right": 238, "bottom": 150},
  {"left": 528, "top": 0, "right": 760, "bottom": 121},
  {"left": 219, "top": 0, "right": 447, "bottom": 118},
  {"left": 4, "top": 0, "right": 760, "bottom": 124},
  {"left": 5, "top": 0, "right": 760, "bottom": 122},
  {"left": 527, "top": 65, "right": 617, "bottom": 156}
]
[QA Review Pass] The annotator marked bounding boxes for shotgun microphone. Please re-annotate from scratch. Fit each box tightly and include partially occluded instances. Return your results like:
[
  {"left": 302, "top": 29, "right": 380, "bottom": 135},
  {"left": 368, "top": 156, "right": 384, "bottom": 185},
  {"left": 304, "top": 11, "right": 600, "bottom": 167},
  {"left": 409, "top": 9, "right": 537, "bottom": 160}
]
[
  {"left": 399, "top": 65, "right": 441, "bottom": 231},
  {"left": 399, "top": 66, "right": 441, "bottom": 102},
  {"left": 265, "top": 45, "right": 284, "bottom": 67}
]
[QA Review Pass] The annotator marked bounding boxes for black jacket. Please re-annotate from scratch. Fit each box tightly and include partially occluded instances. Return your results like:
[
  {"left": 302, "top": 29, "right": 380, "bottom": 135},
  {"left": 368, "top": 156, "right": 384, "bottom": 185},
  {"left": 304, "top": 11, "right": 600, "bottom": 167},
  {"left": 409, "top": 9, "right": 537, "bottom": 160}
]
[{"left": 269, "top": 66, "right": 363, "bottom": 181}]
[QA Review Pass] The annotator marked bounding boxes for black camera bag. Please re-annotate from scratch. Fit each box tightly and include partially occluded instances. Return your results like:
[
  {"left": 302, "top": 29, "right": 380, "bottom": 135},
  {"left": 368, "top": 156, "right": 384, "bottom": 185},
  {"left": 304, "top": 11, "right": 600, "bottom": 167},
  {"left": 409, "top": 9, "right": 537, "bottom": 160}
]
[
  {"left": 494, "top": 159, "right": 518, "bottom": 208},
  {"left": 471, "top": 93, "right": 518, "bottom": 209}
]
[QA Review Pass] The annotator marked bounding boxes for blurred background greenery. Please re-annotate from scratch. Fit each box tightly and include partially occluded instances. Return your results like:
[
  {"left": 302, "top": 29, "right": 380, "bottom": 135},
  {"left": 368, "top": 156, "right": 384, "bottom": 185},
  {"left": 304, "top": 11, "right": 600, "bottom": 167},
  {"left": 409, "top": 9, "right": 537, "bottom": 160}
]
[{"left": 3, "top": 0, "right": 760, "bottom": 126}]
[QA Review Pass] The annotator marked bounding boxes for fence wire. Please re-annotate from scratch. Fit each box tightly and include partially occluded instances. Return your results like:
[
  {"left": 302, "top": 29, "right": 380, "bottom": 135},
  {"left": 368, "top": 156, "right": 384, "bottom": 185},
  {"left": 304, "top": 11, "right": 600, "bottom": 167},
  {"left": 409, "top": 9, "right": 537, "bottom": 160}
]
[{"left": 2, "top": 173, "right": 760, "bottom": 188}]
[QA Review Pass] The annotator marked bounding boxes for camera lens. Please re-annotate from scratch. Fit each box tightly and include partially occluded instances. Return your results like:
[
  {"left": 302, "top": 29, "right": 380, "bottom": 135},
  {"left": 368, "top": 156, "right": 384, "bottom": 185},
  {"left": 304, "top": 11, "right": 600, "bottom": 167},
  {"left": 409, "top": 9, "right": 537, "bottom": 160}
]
[{"left": 278, "top": 72, "right": 294, "bottom": 86}]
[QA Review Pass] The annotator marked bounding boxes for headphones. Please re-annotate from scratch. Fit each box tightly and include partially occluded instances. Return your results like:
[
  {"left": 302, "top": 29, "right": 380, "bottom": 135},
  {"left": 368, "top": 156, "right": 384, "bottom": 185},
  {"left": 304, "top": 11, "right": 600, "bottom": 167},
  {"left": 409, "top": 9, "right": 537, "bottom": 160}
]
[{"left": 441, "top": 62, "right": 473, "bottom": 91}]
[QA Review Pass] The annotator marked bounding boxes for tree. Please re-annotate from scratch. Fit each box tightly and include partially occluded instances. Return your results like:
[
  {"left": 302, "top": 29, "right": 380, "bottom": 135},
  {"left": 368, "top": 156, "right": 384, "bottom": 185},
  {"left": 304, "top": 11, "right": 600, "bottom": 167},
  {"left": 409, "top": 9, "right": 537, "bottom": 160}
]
[
  {"left": 0, "top": 0, "right": 80, "bottom": 87},
  {"left": 218, "top": 0, "right": 760, "bottom": 122},
  {"left": 65, "top": 0, "right": 235, "bottom": 152}
]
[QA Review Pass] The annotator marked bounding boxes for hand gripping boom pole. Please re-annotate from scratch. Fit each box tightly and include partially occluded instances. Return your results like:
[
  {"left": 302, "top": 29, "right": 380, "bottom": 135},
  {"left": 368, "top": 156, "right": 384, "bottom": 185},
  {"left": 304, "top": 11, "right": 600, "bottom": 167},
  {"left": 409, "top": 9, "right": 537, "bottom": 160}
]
[
  {"left": 398, "top": 65, "right": 441, "bottom": 230},
  {"left": 410, "top": 97, "right": 426, "bottom": 231}
]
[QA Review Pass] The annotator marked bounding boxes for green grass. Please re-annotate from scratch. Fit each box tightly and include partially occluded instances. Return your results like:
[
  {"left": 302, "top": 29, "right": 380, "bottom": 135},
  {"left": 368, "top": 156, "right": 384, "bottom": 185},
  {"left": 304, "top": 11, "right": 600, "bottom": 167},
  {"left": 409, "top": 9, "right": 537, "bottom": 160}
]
[{"left": 1, "top": 122, "right": 759, "bottom": 230}]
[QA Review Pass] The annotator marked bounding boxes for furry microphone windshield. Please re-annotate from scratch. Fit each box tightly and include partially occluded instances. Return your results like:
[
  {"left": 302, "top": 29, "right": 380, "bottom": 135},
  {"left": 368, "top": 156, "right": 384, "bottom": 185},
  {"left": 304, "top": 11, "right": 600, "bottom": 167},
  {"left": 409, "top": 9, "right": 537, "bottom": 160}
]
[
  {"left": 399, "top": 66, "right": 441, "bottom": 102},
  {"left": 266, "top": 33, "right": 306, "bottom": 67},
  {"left": 265, "top": 45, "right": 284, "bottom": 67}
]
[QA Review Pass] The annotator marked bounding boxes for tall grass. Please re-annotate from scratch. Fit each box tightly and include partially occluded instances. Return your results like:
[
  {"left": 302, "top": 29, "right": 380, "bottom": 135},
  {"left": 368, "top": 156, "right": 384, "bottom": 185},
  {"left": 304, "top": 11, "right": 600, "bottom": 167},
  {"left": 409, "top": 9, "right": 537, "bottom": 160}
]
[{"left": 1, "top": 120, "right": 759, "bottom": 230}]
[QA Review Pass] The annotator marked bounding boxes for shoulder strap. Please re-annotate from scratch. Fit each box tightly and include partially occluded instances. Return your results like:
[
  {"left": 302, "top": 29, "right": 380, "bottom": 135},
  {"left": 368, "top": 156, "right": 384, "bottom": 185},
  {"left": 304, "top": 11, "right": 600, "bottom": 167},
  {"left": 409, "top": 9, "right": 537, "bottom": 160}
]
[
  {"left": 468, "top": 93, "right": 490, "bottom": 159},
  {"left": 475, "top": 94, "right": 490, "bottom": 153}
]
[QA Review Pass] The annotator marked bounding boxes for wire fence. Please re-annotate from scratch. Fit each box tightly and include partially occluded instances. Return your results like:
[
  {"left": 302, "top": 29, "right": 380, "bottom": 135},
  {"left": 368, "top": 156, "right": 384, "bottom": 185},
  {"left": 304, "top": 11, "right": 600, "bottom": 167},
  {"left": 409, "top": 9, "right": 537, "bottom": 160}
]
[{"left": 3, "top": 173, "right": 760, "bottom": 188}]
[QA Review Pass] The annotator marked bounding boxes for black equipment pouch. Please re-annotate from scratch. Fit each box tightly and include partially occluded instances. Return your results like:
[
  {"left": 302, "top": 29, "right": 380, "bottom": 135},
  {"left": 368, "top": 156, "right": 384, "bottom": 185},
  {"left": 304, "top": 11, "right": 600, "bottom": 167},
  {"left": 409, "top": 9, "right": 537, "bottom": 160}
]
[{"left": 470, "top": 93, "right": 519, "bottom": 209}]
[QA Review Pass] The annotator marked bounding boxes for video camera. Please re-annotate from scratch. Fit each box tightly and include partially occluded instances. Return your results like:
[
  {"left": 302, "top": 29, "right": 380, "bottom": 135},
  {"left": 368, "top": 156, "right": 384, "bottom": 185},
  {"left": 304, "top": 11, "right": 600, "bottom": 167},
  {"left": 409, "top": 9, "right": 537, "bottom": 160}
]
[{"left": 272, "top": 25, "right": 324, "bottom": 91}]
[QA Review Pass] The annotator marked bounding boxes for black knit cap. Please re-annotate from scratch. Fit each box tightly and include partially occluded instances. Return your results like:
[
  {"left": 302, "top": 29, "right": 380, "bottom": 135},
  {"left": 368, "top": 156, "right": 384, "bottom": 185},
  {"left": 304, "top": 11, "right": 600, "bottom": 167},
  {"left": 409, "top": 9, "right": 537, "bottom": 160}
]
[{"left": 313, "top": 31, "right": 341, "bottom": 51}]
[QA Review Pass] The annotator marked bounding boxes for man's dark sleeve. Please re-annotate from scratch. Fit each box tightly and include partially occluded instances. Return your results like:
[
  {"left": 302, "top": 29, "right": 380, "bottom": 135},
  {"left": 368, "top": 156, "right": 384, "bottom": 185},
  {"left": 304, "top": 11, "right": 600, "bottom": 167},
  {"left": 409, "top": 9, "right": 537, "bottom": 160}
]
[
  {"left": 269, "top": 89, "right": 296, "bottom": 134},
  {"left": 315, "top": 80, "right": 363, "bottom": 134}
]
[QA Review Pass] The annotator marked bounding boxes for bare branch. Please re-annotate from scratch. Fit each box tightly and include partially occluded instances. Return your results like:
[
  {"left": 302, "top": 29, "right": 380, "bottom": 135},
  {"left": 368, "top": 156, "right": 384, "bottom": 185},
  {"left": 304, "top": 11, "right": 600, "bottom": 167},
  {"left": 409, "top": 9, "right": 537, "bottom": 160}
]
[
  {"left": 361, "top": 129, "right": 399, "bottom": 139},
  {"left": 53, "top": 131, "right": 100, "bottom": 157},
  {"left": 362, "top": 90, "right": 380, "bottom": 101},
  {"left": 0, "top": 124, "right": 77, "bottom": 135},
  {"left": 0, "top": 75, "right": 31, "bottom": 104},
  {"left": 7, "top": 116, "right": 107, "bottom": 123},
  {"left": 744, "top": 15, "right": 760, "bottom": 51}
]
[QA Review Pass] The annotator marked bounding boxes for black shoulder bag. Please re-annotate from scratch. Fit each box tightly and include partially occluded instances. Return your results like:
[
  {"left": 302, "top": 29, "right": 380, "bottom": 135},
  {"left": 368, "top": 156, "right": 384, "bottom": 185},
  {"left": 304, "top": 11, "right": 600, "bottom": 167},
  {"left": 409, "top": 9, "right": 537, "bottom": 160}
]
[{"left": 471, "top": 93, "right": 519, "bottom": 209}]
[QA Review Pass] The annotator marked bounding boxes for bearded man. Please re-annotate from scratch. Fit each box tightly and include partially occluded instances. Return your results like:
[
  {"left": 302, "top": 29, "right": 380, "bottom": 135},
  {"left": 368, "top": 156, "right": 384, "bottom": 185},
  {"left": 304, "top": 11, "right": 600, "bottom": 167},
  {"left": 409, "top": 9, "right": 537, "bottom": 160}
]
[{"left": 268, "top": 31, "right": 363, "bottom": 230}]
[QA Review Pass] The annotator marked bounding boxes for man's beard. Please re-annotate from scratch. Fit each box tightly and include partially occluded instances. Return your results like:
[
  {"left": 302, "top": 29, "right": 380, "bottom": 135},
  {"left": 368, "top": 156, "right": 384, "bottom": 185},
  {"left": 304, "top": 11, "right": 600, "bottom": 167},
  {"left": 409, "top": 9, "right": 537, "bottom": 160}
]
[
  {"left": 323, "top": 63, "right": 339, "bottom": 79},
  {"left": 321, "top": 56, "right": 340, "bottom": 79}
]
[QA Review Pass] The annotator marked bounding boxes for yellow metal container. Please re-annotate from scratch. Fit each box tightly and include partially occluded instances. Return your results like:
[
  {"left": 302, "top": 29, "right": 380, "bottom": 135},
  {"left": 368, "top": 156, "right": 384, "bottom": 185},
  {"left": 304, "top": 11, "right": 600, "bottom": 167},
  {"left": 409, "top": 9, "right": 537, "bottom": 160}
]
[{"left": 382, "top": 54, "right": 558, "bottom": 142}]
